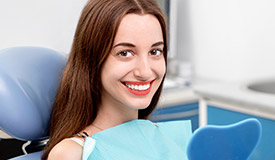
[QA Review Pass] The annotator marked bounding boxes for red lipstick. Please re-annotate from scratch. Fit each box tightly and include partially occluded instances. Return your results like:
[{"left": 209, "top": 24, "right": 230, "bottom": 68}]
[{"left": 123, "top": 80, "right": 154, "bottom": 96}]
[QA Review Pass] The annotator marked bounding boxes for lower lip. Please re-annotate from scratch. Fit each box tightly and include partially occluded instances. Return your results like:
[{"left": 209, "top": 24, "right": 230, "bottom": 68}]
[{"left": 124, "top": 81, "right": 153, "bottom": 96}]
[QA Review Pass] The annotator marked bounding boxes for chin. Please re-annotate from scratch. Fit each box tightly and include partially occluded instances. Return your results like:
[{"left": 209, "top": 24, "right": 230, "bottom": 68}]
[{"left": 127, "top": 100, "right": 151, "bottom": 110}]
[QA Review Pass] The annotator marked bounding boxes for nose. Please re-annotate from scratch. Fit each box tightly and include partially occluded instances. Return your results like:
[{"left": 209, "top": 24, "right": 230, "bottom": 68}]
[{"left": 133, "top": 56, "right": 153, "bottom": 80}]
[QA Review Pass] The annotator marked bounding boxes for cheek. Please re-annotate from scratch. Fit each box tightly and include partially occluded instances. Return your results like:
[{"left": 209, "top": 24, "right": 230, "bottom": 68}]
[
  {"left": 154, "top": 59, "right": 166, "bottom": 78},
  {"left": 101, "top": 61, "right": 131, "bottom": 83}
]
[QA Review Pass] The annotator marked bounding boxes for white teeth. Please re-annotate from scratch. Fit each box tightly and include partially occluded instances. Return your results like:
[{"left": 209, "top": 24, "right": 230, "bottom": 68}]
[{"left": 125, "top": 83, "right": 150, "bottom": 91}]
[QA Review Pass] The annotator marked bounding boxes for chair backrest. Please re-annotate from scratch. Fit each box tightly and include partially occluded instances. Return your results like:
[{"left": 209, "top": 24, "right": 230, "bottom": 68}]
[
  {"left": 0, "top": 46, "right": 67, "bottom": 142},
  {"left": 187, "top": 118, "right": 262, "bottom": 160}
]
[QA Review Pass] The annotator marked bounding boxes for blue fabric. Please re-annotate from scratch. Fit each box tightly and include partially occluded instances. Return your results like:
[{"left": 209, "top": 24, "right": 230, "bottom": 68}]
[{"left": 83, "top": 120, "right": 192, "bottom": 160}]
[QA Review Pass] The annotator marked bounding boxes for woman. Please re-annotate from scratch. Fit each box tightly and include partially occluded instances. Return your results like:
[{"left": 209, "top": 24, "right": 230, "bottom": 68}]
[{"left": 43, "top": 0, "right": 192, "bottom": 159}]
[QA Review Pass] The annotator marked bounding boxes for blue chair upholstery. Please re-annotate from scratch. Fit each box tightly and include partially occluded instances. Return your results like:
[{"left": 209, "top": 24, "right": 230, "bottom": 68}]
[
  {"left": 10, "top": 151, "right": 44, "bottom": 160},
  {"left": 0, "top": 47, "right": 67, "bottom": 159},
  {"left": 187, "top": 118, "right": 262, "bottom": 160}
]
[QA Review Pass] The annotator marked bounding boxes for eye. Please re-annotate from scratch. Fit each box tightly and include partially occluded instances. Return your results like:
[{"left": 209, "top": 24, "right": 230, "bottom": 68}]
[
  {"left": 118, "top": 51, "right": 133, "bottom": 57},
  {"left": 150, "top": 49, "right": 163, "bottom": 56}
]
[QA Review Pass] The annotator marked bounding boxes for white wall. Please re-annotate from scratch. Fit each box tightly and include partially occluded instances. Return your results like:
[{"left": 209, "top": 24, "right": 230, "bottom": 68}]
[
  {"left": 0, "top": 0, "right": 88, "bottom": 54},
  {"left": 2, "top": 0, "right": 275, "bottom": 82},
  {"left": 177, "top": 0, "right": 275, "bottom": 82}
]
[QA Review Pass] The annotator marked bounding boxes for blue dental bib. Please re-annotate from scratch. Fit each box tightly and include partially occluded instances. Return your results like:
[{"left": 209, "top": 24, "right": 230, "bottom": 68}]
[{"left": 82, "top": 120, "right": 192, "bottom": 160}]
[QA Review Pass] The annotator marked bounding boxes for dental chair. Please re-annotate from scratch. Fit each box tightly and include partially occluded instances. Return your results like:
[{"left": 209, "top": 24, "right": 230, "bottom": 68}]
[{"left": 0, "top": 47, "right": 67, "bottom": 159}]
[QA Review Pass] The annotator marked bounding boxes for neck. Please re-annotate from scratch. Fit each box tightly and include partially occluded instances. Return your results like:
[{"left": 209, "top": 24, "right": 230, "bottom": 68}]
[{"left": 91, "top": 101, "right": 139, "bottom": 131}]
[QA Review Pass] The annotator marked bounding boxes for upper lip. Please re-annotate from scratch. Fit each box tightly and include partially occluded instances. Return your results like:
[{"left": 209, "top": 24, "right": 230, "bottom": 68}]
[{"left": 122, "top": 80, "right": 154, "bottom": 85}]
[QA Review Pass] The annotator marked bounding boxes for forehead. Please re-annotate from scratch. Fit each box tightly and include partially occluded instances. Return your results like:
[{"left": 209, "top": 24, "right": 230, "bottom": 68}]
[{"left": 114, "top": 13, "right": 163, "bottom": 45}]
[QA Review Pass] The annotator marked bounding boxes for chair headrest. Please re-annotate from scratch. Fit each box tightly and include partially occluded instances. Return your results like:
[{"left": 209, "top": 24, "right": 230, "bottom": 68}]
[{"left": 0, "top": 47, "right": 67, "bottom": 141}]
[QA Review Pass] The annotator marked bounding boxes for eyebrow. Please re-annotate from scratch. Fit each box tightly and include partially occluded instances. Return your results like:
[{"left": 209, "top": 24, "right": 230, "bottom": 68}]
[
  {"left": 152, "top": 41, "right": 164, "bottom": 47},
  {"left": 113, "top": 41, "right": 164, "bottom": 48},
  {"left": 113, "top": 43, "right": 135, "bottom": 48}
]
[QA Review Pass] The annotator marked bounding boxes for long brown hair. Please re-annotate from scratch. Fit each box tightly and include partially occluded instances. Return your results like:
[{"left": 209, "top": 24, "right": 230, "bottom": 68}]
[{"left": 42, "top": 0, "right": 167, "bottom": 159}]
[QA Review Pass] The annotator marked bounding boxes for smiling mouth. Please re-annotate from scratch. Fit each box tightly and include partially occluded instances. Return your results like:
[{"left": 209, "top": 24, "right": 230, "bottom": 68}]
[
  {"left": 122, "top": 80, "right": 154, "bottom": 96},
  {"left": 124, "top": 83, "right": 150, "bottom": 91}
]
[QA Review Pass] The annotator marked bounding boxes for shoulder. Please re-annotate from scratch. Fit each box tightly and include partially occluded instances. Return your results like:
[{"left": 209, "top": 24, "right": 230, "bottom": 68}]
[{"left": 48, "top": 138, "right": 84, "bottom": 160}]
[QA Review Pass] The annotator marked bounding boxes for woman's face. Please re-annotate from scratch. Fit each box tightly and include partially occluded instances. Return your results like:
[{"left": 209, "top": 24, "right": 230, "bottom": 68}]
[{"left": 101, "top": 13, "right": 166, "bottom": 110}]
